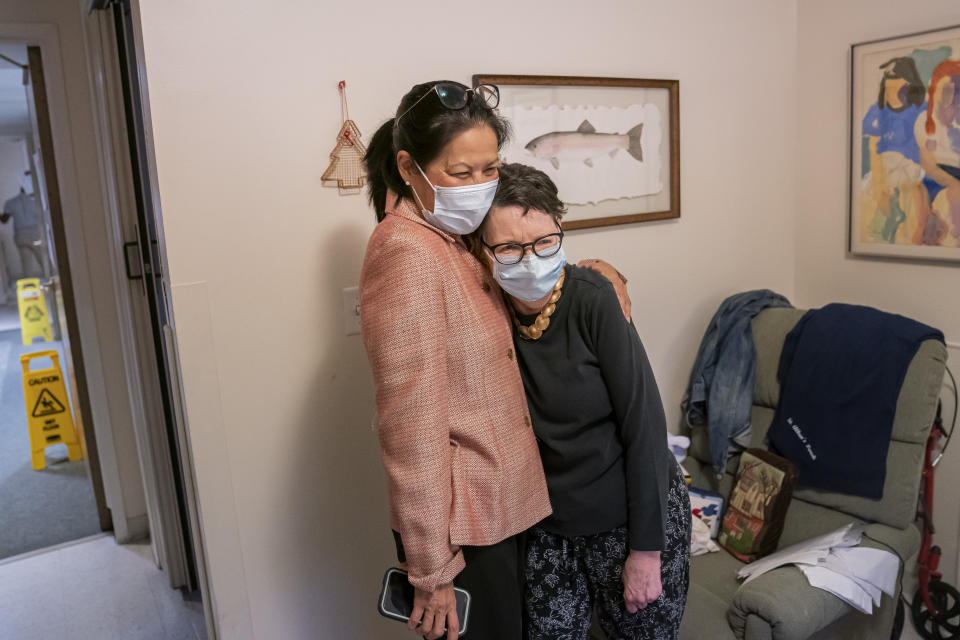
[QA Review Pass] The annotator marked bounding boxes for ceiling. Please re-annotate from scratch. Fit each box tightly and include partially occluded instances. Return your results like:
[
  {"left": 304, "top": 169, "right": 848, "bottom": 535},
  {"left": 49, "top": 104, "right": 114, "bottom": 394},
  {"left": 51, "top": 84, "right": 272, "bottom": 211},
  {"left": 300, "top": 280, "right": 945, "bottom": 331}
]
[{"left": 0, "top": 43, "right": 29, "bottom": 135}]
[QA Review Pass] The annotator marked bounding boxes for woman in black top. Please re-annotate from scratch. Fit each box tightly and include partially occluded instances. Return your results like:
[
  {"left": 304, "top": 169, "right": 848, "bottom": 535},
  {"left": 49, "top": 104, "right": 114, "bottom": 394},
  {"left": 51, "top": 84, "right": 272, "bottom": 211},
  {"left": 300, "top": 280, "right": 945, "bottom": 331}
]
[{"left": 473, "top": 164, "right": 690, "bottom": 640}]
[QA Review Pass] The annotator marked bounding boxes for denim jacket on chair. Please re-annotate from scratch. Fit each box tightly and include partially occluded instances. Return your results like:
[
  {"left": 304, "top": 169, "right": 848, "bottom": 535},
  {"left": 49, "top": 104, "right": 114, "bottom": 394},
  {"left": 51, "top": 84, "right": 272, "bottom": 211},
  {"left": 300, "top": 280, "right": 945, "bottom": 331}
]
[{"left": 682, "top": 289, "right": 792, "bottom": 477}]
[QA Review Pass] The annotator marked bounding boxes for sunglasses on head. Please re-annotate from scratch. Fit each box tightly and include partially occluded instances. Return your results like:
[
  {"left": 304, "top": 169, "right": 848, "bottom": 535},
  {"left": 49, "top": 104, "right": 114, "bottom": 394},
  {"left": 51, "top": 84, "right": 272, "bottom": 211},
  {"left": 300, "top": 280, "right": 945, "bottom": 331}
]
[{"left": 395, "top": 81, "right": 500, "bottom": 126}]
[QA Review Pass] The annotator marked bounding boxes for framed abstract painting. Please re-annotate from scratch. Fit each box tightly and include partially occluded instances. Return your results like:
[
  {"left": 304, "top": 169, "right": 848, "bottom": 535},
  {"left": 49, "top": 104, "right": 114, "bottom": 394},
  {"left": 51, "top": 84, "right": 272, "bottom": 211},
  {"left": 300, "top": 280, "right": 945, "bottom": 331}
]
[
  {"left": 473, "top": 74, "right": 680, "bottom": 230},
  {"left": 850, "top": 25, "right": 960, "bottom": 262}
]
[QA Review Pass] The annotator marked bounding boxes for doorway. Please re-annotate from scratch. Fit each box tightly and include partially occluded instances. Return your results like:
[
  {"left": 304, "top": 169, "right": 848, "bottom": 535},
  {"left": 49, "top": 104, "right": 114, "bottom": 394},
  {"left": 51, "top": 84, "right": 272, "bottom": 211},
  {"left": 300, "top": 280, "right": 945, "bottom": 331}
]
[
  {"left": 0, "top": 5, "right": 212, "bottom": 635},
  {"left": 0, "top": 42, "right": 106, "bottom": 561},
  {"left": 0, "top": 18, "right": 212, "bottom": 637}
]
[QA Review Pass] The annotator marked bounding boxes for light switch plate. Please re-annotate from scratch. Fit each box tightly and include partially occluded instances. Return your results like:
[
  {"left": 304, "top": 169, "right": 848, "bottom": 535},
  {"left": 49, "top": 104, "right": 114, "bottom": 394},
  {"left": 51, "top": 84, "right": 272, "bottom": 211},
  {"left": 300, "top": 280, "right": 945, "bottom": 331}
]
[{"left": 342, "top": 286, "right": 361, "bottom": 335}]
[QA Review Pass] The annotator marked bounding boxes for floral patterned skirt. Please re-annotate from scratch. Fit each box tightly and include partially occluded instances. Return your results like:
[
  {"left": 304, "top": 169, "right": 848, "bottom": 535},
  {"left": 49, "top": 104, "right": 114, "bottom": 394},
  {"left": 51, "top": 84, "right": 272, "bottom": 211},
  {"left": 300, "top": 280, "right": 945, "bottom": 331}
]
[{"left": 524, "top": 460, "right": 691, "bottom": 640}]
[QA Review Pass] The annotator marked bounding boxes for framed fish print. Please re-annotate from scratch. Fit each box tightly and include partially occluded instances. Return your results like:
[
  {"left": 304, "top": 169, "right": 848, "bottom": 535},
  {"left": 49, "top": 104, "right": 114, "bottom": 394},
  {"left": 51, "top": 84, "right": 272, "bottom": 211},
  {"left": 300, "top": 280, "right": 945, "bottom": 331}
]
[
  {"left": 850, "top": 25, "right": 960, "bottom": 262},
  {"left": 473, "top": 74, "right": 680, "bottom": 230}
]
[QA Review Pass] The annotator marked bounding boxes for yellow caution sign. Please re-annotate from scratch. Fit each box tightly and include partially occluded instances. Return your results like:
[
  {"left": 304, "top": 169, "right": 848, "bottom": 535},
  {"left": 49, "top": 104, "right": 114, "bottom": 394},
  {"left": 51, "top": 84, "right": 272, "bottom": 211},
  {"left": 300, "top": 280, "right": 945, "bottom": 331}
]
[
  {"left": 21, "top": 351, "right": 82, "bottom": 470},
  {"left": 17, "top": 278, "right": 53, "bottom": 346}
]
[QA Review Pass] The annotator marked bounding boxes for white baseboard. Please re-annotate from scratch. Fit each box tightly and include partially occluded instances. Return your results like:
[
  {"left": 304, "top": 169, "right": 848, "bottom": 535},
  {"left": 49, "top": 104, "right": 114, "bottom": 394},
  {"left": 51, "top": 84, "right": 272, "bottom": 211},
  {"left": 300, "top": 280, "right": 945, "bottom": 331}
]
[{"left": 115, "top": 513, "right": 150, "bottom": 544}]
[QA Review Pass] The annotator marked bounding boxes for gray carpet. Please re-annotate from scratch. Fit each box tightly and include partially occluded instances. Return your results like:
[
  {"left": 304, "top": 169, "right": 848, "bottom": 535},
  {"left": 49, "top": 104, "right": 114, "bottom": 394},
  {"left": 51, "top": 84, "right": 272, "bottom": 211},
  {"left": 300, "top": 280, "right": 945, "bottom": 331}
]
[{"left": 0, "top": 329, "right": 101, "bottom": 560}]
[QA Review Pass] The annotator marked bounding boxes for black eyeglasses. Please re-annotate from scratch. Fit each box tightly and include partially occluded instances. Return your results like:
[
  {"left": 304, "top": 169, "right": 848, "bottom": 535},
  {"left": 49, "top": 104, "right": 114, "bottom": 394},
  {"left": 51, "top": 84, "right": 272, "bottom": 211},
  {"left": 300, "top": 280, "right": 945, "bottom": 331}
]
[
  {"left": 395, "top": 82, "right": 500, "bottom": 126},
  {"left": 483, "top": 230, "right": 564, "bottom": 265}
]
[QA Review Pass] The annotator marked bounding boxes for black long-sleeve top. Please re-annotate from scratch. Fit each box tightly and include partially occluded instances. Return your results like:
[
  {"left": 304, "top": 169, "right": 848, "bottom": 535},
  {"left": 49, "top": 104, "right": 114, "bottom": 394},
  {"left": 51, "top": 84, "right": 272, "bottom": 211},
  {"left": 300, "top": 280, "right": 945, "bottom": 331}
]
[{"left": 514, "top": 264, "right": 672, "bottom": 551}]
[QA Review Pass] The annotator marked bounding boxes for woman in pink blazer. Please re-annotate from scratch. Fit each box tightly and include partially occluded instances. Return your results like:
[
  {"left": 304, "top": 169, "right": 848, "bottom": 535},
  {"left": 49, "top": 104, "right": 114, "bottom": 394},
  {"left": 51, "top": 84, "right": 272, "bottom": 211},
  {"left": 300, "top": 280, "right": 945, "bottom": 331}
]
[{"left": 360, "top": 80, "right": 627, "bottom": 640}]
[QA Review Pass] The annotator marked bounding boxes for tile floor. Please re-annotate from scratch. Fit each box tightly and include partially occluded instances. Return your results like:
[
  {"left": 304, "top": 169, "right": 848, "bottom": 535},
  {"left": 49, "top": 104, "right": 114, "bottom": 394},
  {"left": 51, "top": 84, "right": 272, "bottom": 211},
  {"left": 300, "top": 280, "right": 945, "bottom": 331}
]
[{"left": 0, "top": 533, "right": 207, "bottom": 639}]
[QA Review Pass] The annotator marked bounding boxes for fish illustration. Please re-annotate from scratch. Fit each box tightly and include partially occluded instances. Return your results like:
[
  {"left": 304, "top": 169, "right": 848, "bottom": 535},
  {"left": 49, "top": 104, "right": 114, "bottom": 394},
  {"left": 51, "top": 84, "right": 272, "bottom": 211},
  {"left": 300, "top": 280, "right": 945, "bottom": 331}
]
[{"left": 524, "top": 119, "right": 644, "bottom": 169}]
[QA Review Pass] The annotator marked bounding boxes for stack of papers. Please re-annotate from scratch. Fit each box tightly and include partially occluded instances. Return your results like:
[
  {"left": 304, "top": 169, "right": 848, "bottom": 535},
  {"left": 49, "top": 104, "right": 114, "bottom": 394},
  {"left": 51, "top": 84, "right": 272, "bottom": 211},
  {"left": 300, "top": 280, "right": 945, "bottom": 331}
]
[{"left": 736, "top": 524, "right": 899, "bottom": 614}]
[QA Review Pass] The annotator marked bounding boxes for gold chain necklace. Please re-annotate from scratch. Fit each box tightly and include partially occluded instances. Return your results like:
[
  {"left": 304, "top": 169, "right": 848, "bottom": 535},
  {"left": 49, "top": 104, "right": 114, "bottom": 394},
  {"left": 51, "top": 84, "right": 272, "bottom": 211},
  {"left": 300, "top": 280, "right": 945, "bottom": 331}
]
[{"left": 510, "top": 269, "right": 565, "bottom": 340}]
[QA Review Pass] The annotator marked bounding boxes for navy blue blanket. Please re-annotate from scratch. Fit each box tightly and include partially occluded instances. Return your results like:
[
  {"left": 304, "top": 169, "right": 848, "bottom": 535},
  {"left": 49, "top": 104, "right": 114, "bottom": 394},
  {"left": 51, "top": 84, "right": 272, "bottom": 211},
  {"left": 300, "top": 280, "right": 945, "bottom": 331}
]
[{"left": 768, "top": 304, "right": 943, "bottom": 499}]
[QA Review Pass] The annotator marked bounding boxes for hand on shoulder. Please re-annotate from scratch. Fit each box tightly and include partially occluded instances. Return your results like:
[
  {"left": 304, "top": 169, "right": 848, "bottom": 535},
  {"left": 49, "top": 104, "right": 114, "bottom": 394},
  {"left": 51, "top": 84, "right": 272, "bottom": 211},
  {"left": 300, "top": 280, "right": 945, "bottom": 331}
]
[{"left": 577, "top": 259, "right": 631, "bottom": 320}]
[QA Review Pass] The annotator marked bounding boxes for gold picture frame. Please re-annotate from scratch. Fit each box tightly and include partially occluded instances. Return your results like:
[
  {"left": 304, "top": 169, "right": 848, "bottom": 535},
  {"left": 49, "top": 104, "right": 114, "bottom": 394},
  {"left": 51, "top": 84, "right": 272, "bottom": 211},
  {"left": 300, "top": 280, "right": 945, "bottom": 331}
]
[{"left": 474, "top": 74, "right": 680, "bottom": 231}]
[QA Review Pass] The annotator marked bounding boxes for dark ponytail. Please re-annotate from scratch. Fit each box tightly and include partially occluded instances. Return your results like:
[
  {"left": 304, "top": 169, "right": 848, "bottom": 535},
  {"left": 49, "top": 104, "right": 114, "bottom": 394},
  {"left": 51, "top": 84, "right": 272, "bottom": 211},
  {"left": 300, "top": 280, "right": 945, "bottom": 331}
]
[
  {"left": 364, "top": 118, "right": 405, "bottom": 221},
  {"left": 364, "top": 81, "right": 511, "bottom": 222}
]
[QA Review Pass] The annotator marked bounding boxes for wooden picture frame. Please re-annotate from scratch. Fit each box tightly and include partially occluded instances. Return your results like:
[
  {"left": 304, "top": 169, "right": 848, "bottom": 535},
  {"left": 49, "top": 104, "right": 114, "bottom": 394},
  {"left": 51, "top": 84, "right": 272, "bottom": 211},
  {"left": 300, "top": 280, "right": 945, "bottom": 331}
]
[
  {"left": 473, "top": 74, "right": 680, "bottom": 230},
  {"left": 849, "top": 25, "right": 960, "bottom": 263}
]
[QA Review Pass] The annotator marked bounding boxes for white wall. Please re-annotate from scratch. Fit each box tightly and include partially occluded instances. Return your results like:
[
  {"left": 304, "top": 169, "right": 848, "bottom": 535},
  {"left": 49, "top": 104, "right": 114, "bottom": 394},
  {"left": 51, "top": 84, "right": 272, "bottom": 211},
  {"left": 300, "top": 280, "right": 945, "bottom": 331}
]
[
  {"left": 0, "top": 0, "right": 148, "bottom": 539},
  {"left": 137, "top": 0, "right": 798, "bottom": 637},
  {"left": 0, "top": 138, "right": 27, "bottom": 201},
  {"left": 0, "top": 138, "right": 27, "bottom": 299},
  {"left": 0, "top": 43, "right": 30, "bottom": 135},
  {"left": 795, "top": 0, "right": 960, "bottom": 584}
]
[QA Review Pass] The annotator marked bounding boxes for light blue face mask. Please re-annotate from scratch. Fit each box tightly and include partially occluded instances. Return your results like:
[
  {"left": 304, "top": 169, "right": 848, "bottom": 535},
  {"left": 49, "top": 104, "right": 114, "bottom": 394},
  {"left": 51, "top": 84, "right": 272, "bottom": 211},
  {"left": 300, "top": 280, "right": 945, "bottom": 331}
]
[
  {"left": 493, "top": 248, "right": 567, "bottom": 302},
  {"left": 410, "top": 162, "right": 499, "bottom": 235}
]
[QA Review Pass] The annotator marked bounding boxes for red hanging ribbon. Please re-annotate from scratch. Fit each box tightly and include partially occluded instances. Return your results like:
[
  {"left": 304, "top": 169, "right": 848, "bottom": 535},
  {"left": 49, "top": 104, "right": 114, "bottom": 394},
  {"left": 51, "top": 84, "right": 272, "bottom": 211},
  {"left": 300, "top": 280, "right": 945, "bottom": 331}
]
[
  {"left": 338, "top": 80, "right": 350, "bottom": 123},
  {"left": 338, "top": 80, "right": 353, "bottom": 146}
]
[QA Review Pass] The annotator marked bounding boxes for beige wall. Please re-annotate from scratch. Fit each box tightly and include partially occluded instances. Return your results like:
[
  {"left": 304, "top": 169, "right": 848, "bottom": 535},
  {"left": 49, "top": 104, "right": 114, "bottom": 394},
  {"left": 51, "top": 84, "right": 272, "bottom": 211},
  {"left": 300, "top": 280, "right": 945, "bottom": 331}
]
[
  {"left": 795, "top": 0, "right": 960, "bottom": 584},
  {"left": 0, "top": 0, "right": 148, "bottom": 539},
  {"left": 138, "top": 0, "right": 798, "bottom": 636}
]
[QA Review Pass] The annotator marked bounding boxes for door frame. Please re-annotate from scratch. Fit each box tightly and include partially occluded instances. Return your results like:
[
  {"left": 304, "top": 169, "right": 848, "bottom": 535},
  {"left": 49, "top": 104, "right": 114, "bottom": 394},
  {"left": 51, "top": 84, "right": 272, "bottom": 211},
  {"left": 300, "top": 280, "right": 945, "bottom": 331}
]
[
  {"left": 81, "top": 4, "right": 179, "bottom": 576},
  {"left": 23, "top": 43, "right": 112, "bottom": 532},
  {"left": 81, "top": 4, "right": 216, "bottom": 638},
  {"left": 82, "top": 0, "right": 205, "bottom": 589},
  {"left": 0, "top": 23, "right": 120, "bottom": 533}
]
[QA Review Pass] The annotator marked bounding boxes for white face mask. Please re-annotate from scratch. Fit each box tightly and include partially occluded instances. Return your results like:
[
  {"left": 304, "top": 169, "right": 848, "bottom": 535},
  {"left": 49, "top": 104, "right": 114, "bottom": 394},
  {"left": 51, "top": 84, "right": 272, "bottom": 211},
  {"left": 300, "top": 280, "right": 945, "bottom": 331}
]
[
  {"left": 493, "top": 247, "right": 567, "bottom": 302},
  {"left": 410, "top": 162, "right": 499, "bottom": 235}
]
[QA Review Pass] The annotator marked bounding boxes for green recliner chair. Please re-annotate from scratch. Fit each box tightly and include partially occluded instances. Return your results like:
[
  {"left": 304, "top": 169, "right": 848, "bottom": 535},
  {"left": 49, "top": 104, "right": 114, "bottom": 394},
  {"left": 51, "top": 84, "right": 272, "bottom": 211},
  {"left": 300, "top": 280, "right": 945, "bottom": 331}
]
[{"left": 679, "top": 307, "right": 947, "bottom": 640}]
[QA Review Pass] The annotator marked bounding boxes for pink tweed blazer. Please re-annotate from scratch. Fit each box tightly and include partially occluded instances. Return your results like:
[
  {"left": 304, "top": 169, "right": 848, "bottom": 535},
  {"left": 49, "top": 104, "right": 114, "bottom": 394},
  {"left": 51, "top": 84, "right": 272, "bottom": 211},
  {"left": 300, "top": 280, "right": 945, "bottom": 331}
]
[{"left": 360, "top": 194, "right": 552, "bottom": 592}]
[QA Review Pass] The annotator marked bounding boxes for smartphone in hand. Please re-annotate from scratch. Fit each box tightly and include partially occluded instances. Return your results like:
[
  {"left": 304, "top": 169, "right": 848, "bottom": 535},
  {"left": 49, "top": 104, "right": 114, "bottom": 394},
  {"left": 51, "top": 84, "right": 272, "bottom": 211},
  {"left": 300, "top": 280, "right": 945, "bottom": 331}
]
[{"left": 377, "top": 568, "right": 471, "bottom": 636}]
